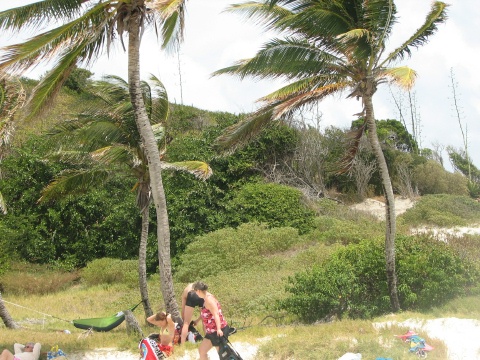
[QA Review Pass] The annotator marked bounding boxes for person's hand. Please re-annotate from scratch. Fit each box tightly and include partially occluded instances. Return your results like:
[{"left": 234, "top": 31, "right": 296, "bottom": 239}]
[{"left": 217, "top": 328, "right": 223, "bottom": 337}]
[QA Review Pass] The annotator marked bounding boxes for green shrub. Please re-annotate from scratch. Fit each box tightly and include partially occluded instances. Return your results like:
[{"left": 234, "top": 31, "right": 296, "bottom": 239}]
[
  {"left": 82, "top": 258, "right": 139, "bottom": 288},
  {"left": 278, "top": 235, "right": 480, "bottom": 321},
  {"left": 401, "top": 194, "right": 480, "bottom": 227},
  {"left": 396, "top": 235, "right": 479, "bottom": 309},
  {"left": 308, "top": 216, "right": 384, "bottom": 245},
  {"left": 413, "top": 160, "right": 468, "bottom": 195},
  {"left": 174, "top": 223, "right": 303, "bottom": 282},
  {"left": 224, "top": 182, "right": 316, "bottom": 234}
]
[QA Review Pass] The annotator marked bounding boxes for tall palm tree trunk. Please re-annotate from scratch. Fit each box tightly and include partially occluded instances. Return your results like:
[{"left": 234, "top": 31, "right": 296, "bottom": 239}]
[
  {"left": 139, "top": 205, "right": 153, "bottom": 320},
  {"left": 127, "top": 10, "right": 180, "bottom": 322},
  {"left": 364, "top": 93, "right": 401, "bottom": 312},
  {"left": 0, "top": 293, "right": 19, "bottom": 329}
]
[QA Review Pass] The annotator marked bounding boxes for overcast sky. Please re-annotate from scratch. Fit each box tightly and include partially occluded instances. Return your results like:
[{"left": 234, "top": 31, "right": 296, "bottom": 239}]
[{"left": 1, "top": 0, "right": 478, "bottom": 169}]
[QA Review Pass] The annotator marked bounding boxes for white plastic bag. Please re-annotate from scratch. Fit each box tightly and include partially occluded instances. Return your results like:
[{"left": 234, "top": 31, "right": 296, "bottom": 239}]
[{"left": 338, "top": 353, "right": 362, "bottom": 360}]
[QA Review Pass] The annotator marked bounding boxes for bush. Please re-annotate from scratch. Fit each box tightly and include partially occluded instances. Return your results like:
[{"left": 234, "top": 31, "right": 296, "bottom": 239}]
[
  {"left": 401, "top": 194, "right": 480, "bottom": 227},
  {"left": 278, "top": 235, "right": 480, "bottom": 321},
  {"left": 224, "top": 182, "right": 316, "bottom": 234},
  {"left": 174, "top": 223, "right": 303, "bottom": 282},
  {"left": 81, "top": 258, "right": 139, "bottom": 288},
  {"left": 413, "top": 160, "right": 468, "bottom": 195}
]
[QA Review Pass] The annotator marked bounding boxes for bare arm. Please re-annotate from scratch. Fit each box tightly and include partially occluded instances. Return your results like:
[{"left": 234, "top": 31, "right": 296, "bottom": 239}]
[
  {"left": 14, "top": 343, "right": 23, "bottom": 354},
  {"left": 146, "top": 314, "right": 160, "bottom": 327},
  {"left": 32, "top": 343, "right": 42, "bottom": 360},
  {"left": 205, "top": 297, "right": 223, "bottom": 337}
]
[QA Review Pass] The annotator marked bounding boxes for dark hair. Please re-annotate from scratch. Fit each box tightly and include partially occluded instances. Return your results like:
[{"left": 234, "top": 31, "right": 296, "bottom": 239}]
[
  {"left": 193, "top": 281, "right": 208, "bottom": 291},
  {"left": 154, "top": 312, "right": 167, "bottom": 321}
]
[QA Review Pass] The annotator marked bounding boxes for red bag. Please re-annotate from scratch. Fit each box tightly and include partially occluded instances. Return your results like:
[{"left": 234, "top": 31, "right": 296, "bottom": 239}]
[{"left": 139, "top": 338, "right": 165, "bottom": 360}]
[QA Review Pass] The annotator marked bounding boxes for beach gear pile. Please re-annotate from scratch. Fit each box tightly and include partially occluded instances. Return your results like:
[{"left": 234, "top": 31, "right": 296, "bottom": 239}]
[
  {"left": 47, "top": 345, "right": 67, "bottom": 360},
  {"left": 395, "top": 330, "right": 434, "bottom": 358}
]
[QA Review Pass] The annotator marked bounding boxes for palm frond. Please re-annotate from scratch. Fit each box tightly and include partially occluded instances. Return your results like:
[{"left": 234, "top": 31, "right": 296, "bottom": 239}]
[
  {"left": 379, "top": 66, "right": 417, "bottom": 90},
  {"left": 270, "top": 82, "right": 350, "bottom": 119},
  {"left": 381, "top": 1, "right": 448, "bottom": 65},
  {"left": 153, "top": 0, "right": 186, "bottom": 51},
  {"left": 279, "top": 4, "right": 353, "bottom": 39},
  {"left": 0, "top": 2, "right": 112, "bottom": 76},
  {"left": 160, "top": 161, "right": 213, "bottom": 180},
  {"left": 38, "top": 168, "right": 112, "bottom": 203},
  {"left": 49, "top": 118, "right": 130, "bottom": 153},
  {"left": 213, "top": 37, "right": 345, "bottom": 81},
  {"left": 91, "top": 145, "right": 139, "bottom": 169},
  {"left": 214, "top": 108, "right": 275, "bottom": 151},
  {"left": 226, "top": 2, "right": 292, "bottom": 31},
  {"left": 26, "top": 52, "right": 79, "bottom": 118},
  {"left": 363, "top": 0, "right": 397, "bottom": 50},
  {"left": 148, "top": 73, "right": 169, "bottom": 123},
  {"left": 46, "top": 149, "right": 94, "bottom": 165},
  {"left": 337, "top": 120, "right": 367, "bottom": 175},
  {"left": 0, "top": 0, "right": 85, "bottom": 33},
  {"left": 92, "top": 75, "right": 131, "bottom": 104}
]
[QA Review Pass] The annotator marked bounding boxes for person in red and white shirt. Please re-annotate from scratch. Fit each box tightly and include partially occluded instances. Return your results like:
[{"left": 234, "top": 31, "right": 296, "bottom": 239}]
[{"left": 192, "top": 281, "right": 230, "bottom": 360}]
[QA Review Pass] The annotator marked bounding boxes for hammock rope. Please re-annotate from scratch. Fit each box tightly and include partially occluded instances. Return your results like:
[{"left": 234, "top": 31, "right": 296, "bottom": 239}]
[
  {"left": 2, "top": 298, "right": 72, "bottom": 323},
  {"left": 2, "top": 297, "right": 142, "bottom": 330}
]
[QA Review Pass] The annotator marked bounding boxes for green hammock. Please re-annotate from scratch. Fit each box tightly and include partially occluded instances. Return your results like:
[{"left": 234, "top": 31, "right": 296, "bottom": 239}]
[{"left": 72, "top": 302, "right": 141, "bottom": 332}]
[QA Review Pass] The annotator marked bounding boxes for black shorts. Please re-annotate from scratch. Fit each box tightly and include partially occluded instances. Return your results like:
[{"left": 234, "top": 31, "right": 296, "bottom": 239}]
[
  {"left": 186, "top": 291, "right": 205, "bottom": 308},
  {"left": 205, "top": 325, "right": 229, "bottom": 346}
]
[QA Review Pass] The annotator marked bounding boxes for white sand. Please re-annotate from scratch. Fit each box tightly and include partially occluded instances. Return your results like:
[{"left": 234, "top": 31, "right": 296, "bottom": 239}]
[
  {"left": 373, "top": 318, "right": 480, "bottom": 360},
  {"left": 67, "top": 340, "right": 259, "bottom": 360},
  {"left": 67, "top": 318, "right": 480, "bottom": 359},
  {"left": 349, "top": 197, "right": 416, "bottom": 220}
]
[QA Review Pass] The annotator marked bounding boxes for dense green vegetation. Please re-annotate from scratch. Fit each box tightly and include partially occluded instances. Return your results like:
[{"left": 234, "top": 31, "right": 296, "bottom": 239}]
[
  {"left": 1, "top": 75, "right": 480, "bottom": 360},
  {"left": 1, "top": 194, "right": 479, "bottom": 359},
  {"left": 1, "top": 1, "right": 479, "bottom": 358}
]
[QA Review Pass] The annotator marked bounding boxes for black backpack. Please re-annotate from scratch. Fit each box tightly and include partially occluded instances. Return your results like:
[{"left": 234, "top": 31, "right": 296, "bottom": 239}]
[{"left": 218, "top": 337, "right": 243, "bottom": 360}]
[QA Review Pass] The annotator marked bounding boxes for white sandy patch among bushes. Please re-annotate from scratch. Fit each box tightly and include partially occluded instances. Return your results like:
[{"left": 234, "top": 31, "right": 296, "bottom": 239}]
[{"left": 374, "top": 317, "right": 480, "bottom": 360}]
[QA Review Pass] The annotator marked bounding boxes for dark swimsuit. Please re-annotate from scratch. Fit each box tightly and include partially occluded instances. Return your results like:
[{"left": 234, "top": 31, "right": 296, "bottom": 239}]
[{"left": 186, "top": 290, "right": 205, "bottom": 308}]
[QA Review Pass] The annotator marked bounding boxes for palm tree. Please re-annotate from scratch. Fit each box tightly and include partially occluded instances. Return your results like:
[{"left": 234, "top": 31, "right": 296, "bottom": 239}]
[
  {"left": 0, "top": 292, "right": 19, "bottom": 329},
  {"left": 214, "top": 0, "right": 448, "bottom": 311},
  {"left": 0, "top": 74, "right": 26, "bottom": 327},
  {"left": 0, "top": 0, "right": 188, "bottom": 319},
  {"left": 0, "top": 74, "right": 26, "bottom": 214},
  {"left": 40, "top": 75, "right": 212, "bottom": 320}
]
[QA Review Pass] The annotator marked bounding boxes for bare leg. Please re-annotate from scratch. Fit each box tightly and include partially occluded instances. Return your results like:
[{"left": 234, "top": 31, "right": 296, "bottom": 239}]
[
  {"left": 0, "top": 349, "right": 14, "bottom": 360},
  {"left": 180, "top": 306, "right": 194, "bottom": 345},
  {"left": 198, "top": 338, "right": 213, "bottom": 360}
]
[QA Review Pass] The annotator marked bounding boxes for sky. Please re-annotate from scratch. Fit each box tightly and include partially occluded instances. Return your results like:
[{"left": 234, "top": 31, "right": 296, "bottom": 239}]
[{"left": 1, "top": 0, "right": 479, "bottom": 170}]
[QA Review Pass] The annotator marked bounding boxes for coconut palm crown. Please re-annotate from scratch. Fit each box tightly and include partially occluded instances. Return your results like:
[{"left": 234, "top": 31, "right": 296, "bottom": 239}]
[
  {"left": 214, "top": 0, "right": 449, "bottom": 312},
  {"left": 0, "top": 0, "right": 185, "bottom": 117}
]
